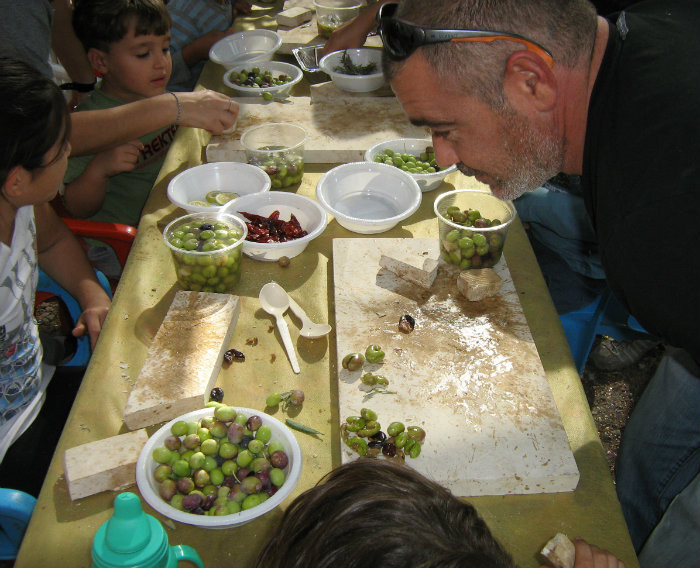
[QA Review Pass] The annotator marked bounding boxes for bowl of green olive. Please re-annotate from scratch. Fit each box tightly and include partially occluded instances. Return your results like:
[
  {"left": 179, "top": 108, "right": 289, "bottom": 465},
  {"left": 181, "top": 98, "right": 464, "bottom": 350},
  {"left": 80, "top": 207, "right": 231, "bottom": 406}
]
[
  {"left": 365, "top": 138, "right": 457, "bottom": 192},
  {"left": 240, "top": 122, "right": 306, "bottom": 190},
  {"left": 136, "top": 406, "right": 302, "bottom": 529},
  {"left": 434, "top": 189, "right": 516, "bottom": 269},
  {"left": 222, "top": 61, "right": 303, "bottom": 99},
  {"left": 163, "top": 213, "right": 247, "bottom": 293}
]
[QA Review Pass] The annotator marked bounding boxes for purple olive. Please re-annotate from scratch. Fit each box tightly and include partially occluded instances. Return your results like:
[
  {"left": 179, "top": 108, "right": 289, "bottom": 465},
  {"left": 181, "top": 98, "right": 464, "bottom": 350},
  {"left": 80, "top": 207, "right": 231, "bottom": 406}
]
[
  {"left": 270, "top": 450, "right": 288, "bottom": 469},
  {"left": 182, "top": 492, "right": 203, "bottom": 510},
  {"left": 227, "top": 422, "right": 244, "bottom": 443}
]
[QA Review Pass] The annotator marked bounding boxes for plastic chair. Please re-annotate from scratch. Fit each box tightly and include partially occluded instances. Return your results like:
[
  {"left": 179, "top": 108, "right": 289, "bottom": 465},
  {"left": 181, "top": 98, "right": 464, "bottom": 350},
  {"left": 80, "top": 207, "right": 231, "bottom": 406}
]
[
  {"left": 0, "top": 488, "right": 37, "bottom": 561},
  {"left": 36, "top": 268, "right": 112, "bottom": 367},
  {"left": 61, "top": 218, "right": 137, "bottom": 270},
  {"left": 560, "top": 287, "right": 655, "bottom": 374}
]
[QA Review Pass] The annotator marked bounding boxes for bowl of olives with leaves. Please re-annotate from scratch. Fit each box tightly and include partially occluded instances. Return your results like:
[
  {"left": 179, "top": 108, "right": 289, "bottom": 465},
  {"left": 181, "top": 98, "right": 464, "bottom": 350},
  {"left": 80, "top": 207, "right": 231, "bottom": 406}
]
[
  {"left": 434, "top": 189, "right": 516, "bottom": 269},
  {"left": 318, "top": 48, "right": 385, "bottom": 92},
  {"left": 240, "top": 122, "right": 306, "bottom": 190},
  {"left": 167, "top": 162, "right": 271, "bottom": 214},
  {"left": 365, "top": 138, "right": 458, "bottom": 192},
  {"left": 136, "top": 406, "right": 302, "bottom": 529},
  {"left": 163, "top": 213, "right": 247, "bottom": 293},
  {"left": 222, "top": 61, "right": 303, "bottom": 100}
]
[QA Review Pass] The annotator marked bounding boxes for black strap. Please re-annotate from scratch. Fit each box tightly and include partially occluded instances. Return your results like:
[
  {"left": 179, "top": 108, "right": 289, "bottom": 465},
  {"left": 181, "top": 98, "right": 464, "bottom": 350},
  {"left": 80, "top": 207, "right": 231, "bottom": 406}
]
[{"left": 59, "top": 81, "right": 96, "bottom": 93}]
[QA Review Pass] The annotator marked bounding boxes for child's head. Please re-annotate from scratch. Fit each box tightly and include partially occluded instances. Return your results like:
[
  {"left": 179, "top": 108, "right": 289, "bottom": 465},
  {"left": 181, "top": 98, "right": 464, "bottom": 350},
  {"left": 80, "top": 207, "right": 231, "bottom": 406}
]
[
  {"left": 73, "top": 0, "right": 172, "bottom": 101},
  {"left": 254, "top": 459, "right": 517, "bottom": 568},
  {"left": 0, "top": 58, "right": 71, "bottom": 204}
]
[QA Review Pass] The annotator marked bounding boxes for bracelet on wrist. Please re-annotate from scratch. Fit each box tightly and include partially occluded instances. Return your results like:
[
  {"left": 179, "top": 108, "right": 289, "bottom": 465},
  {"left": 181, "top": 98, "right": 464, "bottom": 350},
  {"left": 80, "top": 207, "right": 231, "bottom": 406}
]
[
  {"left": 170, "top": 92, "right": 182, "bottom": 125},
  {"left": 59, "top": 81, "right": 96, "bottom": 93}
]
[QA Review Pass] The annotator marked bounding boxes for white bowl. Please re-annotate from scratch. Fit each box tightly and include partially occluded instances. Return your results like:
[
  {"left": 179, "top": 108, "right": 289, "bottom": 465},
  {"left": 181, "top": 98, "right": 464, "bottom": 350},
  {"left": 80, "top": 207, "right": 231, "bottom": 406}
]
[
  {"left": 222, "top": 191, "right": 328, "bottom": 261},
  {"left": 365, "top": 138, "right": 457, "bottom": 192},
  {"left": 136, "top": 407, "right": 302, "bottom": 529},
  {"left": 315, "top": 162, "right": 422, "bottom": 234},
  {"left": 223, "top": 61, "right": 303, "bottom": 98},
  {"left": 167, "top": 162, "right": 271, "bottom": 214},
  {"left": 209, "top": 30, "right": 282, "bottom": 69},
  {"left": 318, "top": 48, "right": 385, "bottom": 92}
]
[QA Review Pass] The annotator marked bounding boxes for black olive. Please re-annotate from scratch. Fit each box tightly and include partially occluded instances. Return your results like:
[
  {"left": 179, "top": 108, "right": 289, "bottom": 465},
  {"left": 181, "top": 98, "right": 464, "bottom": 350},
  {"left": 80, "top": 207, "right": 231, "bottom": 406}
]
[
  {"left": 199, "top": 223, "right": 214, "bottom": 231},
  {"left": 369, "top": 430, "right": 387, "bottom": 442},
  {"left": 368, "top": 440, "right": 384, "bottom": 450},
  {"left": 223, "top": 348, "right": 245, "bottom": 363},
  {"left": 398, "top": 314, "right": 415, "bottom": 333},
  {"left": 239, "top": 434, "right": 254, "bottom": 449},
  {"left": 209, "top": 387, "right": 224, "bottom": 402},
  {"left": 382, "top": 443, "right": 397, "bottom": 457}
]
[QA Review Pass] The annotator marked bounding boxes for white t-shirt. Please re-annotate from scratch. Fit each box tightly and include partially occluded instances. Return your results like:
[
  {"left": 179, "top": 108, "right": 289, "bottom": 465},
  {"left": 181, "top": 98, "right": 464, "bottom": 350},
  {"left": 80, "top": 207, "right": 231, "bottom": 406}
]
[{"left": 0, "top": 205, "right": 54, "bottom": 462}]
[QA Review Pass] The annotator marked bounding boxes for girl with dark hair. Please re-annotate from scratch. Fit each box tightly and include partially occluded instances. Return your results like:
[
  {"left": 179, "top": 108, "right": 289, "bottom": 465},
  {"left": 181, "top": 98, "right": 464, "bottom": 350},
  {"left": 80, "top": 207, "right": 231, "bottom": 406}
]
[{"left": 0, "top": 57, "right": 111, "bottom": 486}]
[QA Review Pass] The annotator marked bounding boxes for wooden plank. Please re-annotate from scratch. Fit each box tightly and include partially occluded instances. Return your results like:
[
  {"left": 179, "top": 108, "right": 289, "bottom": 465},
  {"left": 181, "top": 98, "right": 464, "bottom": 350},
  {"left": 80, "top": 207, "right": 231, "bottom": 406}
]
[{"left": 333, "top": 238, "right": 579, "bottom": 496}]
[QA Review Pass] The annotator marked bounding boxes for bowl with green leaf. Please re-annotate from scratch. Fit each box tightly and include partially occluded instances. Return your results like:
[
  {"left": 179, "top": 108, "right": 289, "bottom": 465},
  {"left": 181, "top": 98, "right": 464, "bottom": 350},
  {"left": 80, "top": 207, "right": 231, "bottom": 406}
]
[{"left": 319, "top": 48, "right": 385, "bottom": 92}]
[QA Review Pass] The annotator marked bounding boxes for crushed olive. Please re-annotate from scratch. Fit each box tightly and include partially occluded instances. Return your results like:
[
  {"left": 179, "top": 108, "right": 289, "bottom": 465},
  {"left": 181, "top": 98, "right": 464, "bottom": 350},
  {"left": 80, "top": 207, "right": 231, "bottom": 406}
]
[
  {"left": 223, "top": 348, "right": 245, "bottom": 363},
  {"left": 398, "top": 314, "right": 415, "bottom": 333},
  {"left": 209, "top": 387, "right": 224, "bottom": 402}
]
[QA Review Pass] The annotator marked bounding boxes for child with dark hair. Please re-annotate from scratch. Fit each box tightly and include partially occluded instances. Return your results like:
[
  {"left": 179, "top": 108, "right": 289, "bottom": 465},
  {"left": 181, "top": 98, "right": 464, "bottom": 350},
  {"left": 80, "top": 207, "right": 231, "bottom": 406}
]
[
  {"left": 254, "top": 459, "right": 624, "bottom": 568},
  {"left": 62, "top": 0, "right": 178, "bottom": 275},
  {"left": 0, "top": 57, "right": 111, "bottom": 486}
]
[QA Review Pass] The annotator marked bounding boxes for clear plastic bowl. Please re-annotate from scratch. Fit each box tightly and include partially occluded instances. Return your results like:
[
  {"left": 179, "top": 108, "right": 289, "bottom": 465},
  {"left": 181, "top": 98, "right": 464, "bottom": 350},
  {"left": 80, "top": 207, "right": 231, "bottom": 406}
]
[
  {"left": 163, "top": 213, "right": 247, "bottom": 293},
  {"left": 240, "top": 123, "right": 307, "bottom": 190},
  {"left": 313, "top": 0, "right": 362, "bottom": 38},
  {"left": 434, "top": 189, "right": 516, "bottom": 269}
]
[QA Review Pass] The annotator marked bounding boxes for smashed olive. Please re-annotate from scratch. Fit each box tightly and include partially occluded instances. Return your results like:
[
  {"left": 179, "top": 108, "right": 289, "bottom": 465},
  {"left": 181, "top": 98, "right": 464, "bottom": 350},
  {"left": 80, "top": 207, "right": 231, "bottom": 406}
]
[
  {"left": 364, "top": 344, "right": 385, "bottom": 364},
  {"left": 342, "top": 352, "right": 365, "bottom": 371}
]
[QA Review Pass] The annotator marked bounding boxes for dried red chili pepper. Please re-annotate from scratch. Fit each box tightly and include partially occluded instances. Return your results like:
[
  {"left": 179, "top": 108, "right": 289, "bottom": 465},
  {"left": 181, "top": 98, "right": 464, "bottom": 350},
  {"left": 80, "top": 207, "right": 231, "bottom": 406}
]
[{"left": 238, "top": 210, "right": 308, "bottom": 243}]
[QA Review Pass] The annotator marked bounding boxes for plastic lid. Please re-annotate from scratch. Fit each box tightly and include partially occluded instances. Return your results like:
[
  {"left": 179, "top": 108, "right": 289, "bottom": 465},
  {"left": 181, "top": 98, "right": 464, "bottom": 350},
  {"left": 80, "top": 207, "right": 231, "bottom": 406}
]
[{"left": 92, "top": 492, "right": 169, "bottom": 568}]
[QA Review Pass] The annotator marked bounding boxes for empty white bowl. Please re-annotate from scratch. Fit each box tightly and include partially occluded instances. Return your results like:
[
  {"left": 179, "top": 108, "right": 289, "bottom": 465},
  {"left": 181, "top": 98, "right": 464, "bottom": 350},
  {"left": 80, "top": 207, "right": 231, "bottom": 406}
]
[
  {"left": 136, "top": 407, "right": 302, "bottom": 529},
  {"left": 222, "top": 61, "right": 303, "bottom": 98},
  {"left": 318, "top": 48, "right": 385, "bottom": 92},
  {"left": 167, "top": 162, "right": 271, "bottom": 214},
  {"left": 222, "top": 191, "right": 328, "bottom": 261},
  {"left": 315, "top": 162, "right": 422, "bottom": 234},
  {"left": 209, "top": 30, "right": 282, "bottom": 69},
  {"left": 365, "top": 138, "right": 457, "bottom": 192}
]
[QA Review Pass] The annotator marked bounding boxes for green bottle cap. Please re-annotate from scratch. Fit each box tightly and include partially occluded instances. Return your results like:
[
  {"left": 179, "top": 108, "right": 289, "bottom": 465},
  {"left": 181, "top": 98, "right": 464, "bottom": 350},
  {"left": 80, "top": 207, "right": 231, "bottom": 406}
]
[{"left": 92, "top": 492, "right": 169, "bottom": 568}]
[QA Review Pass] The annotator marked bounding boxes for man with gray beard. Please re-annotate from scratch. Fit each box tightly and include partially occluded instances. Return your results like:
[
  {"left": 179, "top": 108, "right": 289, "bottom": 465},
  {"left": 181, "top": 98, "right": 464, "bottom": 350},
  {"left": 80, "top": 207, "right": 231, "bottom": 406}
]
[{"left": 380, "top": 1, "right": 700, "bottom": 565}]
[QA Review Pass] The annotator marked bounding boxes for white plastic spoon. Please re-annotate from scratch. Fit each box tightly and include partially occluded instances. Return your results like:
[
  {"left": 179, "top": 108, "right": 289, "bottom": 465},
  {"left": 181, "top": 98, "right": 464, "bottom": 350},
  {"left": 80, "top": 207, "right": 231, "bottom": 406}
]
[
  {"left": 259, "top": 282, "right": 300, "bottom": 374},
  {"left": 287, "top": 295, "right": 332, "bottom": 339}
]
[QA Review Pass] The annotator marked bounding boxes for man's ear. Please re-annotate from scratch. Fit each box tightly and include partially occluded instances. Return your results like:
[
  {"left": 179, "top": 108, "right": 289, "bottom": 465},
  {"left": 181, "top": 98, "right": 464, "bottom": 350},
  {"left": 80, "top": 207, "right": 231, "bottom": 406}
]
[
  {"left": 2, "top": 165, "right": 28, "bottom": 200},
  {"left": 502, "top": 51, "right": 557, "bottom": 113},
  {"left": 87, "top": 47, "right": 109, "bottom": 77}
]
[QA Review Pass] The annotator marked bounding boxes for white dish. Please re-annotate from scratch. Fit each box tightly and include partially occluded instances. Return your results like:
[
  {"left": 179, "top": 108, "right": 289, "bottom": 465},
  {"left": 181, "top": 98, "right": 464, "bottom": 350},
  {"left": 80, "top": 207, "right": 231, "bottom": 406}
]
[
  {"left": 209, "top": 30, "right": 281, "bottom": 69},
  {"left": 318, "top": 48, "right": 385, "bottom": 93},
  {"left": 167, "top": 162, "right": 271, "bottom": 214},
  {"left": 222, "top": 191, "right": 328, "bottom": 261},
  {"left": 315, "top": 162, "right": 422, "bottom": 234},
  {"left": 136, "top": 407, "right": 302, "bottom": 529},
  {"left": 365, "top": 138, "right": 457, "bottom": 192},
  {"left": 223, "top": 61, "right": 303, "bottom": 98}
]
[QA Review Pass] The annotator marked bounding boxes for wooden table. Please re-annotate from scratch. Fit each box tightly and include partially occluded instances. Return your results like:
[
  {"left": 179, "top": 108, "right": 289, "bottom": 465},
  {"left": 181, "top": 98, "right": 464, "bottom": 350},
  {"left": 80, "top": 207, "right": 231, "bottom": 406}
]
[{"left": 15, "top": 29, "right": 638, "bottom": 568}]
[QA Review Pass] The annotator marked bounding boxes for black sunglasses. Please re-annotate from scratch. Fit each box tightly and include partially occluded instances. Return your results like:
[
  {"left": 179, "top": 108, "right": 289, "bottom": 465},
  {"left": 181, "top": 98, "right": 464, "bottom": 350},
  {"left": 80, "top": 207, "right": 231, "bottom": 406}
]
[{"left": 377, "top": 2, "right": 554, "bottom": 67}]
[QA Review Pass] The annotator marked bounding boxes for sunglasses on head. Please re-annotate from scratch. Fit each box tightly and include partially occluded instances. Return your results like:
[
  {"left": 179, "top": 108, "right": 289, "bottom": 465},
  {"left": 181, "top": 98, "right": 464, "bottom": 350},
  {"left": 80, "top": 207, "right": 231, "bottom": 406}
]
[{"left": 377, "top": 2, "right": 554, "bottom": 67}]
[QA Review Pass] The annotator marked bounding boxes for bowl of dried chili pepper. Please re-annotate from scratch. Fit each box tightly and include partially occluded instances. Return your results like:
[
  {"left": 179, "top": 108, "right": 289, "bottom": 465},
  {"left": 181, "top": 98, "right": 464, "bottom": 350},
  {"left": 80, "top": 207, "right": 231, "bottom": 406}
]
[{"left": 222, "top": 191, "right": 328, "bottom": 261}]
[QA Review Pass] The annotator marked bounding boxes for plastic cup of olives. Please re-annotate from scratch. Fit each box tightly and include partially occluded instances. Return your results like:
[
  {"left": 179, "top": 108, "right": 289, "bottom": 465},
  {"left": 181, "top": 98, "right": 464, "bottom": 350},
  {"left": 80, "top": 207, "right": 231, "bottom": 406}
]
[
  {"left": 313, "top": 0, "right": 362, "bottom": 39},
  {"left": 163, "top": 213, "right": 248, "bottom": 293},
  {"left": 433, "top": 189, "right": 515, "bottom": 270},
  {"left": 240, "top": 122, "right": 307, "bottom": 190}
]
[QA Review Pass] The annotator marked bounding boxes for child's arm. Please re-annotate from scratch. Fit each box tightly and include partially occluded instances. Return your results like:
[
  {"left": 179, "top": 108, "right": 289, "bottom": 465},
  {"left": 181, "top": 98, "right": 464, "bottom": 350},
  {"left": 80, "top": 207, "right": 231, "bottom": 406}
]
[
  {"left": 63, "top": 140, "right": 143, "bottom": 218},
  {"left": 35, "top": 203, "right": 111, "bottom": 349},
  {"left": 69, "top": 90, "right": 238, "bottom": 156}
]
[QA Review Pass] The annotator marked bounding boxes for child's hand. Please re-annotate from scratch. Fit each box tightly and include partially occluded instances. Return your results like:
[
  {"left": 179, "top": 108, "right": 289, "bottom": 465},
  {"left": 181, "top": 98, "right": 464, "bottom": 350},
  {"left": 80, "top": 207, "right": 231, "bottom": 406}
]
[
  {"left": 91, "top": 140, "right": 143, "bottom": 178},
  {"left": 539, "top": 539, "right": 626, "bottom": 568},
  {"left": 72, "top": 297, "right": 111, "bottom": 350}
]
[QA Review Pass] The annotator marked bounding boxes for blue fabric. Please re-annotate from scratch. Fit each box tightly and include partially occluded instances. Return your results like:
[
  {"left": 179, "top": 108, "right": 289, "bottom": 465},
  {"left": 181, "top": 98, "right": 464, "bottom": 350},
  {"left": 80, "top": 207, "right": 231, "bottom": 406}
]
[{"left": 616, "top": 346, "right": 700, "bottom": 552}]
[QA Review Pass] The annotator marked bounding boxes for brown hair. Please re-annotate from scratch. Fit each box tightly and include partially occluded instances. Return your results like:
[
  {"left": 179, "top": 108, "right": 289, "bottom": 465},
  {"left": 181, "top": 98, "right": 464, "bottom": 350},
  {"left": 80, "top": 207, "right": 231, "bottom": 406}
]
[
  {"left": 383, "top": 0, "right": 598, "bottom": 107},
  {"left": 72, "top": 0, "right": 171, "bottom": 52},
  {"left": 254, "top": 459, "right": 516, "bottom": 568}
]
